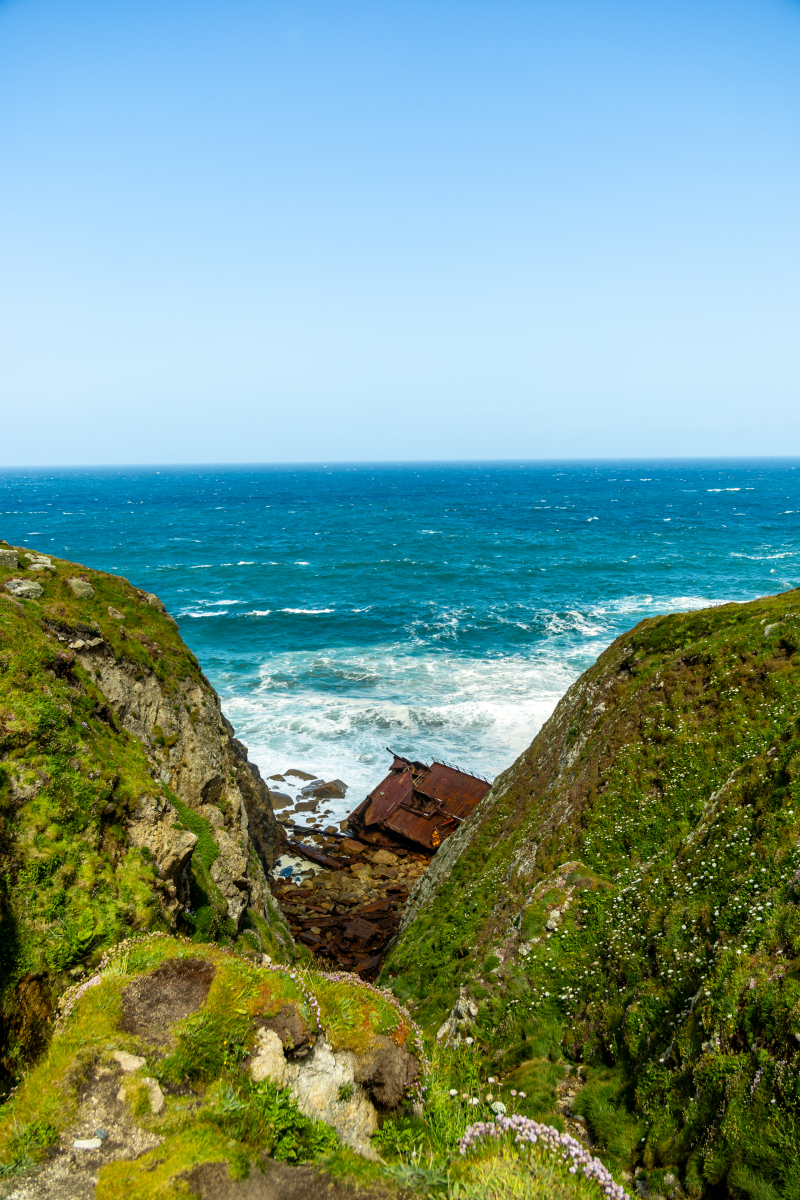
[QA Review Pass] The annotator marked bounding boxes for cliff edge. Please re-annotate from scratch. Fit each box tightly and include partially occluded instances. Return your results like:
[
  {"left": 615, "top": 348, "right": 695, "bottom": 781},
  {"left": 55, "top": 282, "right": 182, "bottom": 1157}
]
[
  {"left": 383, "top": 587, "right": 800, "bottom": 1198},
  {"left": 0, "top": 541, "right": 290, "bottom": 1080}
]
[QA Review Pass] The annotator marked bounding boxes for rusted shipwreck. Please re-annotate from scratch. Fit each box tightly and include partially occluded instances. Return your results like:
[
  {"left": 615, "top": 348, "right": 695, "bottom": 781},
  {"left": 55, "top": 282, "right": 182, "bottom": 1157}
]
[{"left": 347, "top": 750, "right": 491, "bottom": 853}]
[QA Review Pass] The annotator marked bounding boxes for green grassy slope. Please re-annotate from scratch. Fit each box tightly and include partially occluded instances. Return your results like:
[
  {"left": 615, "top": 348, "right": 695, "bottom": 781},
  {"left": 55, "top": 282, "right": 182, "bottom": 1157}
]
[
  {"left": 0, "top": 542, "right": 288, "bottom": 1084},
  {"left": 383, "top": 588, "right": 800, "bottom": 1198}
]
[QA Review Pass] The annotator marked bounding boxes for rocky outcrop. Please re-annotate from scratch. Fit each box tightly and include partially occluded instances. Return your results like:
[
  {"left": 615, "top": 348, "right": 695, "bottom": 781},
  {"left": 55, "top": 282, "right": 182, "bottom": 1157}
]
[
  {"left": 2, "top": 936, "right": 423, "bottom": 1190},
  {"left": 74, "top": 624, "right": 282, "bottom": 930},
  {"left": 127, "top": 794, "right": 198, "bottom": 921},
  {"left": 434, "top": 985, "right": 479, "bottom": 1048},
  {"left": 251, "top": 1032, "right": 380, "bottom": 1153}
]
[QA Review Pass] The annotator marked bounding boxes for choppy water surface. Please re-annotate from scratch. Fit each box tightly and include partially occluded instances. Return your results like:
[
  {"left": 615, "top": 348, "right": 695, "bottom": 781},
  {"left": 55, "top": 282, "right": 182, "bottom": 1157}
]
[{"left": 2, "top": 460, "right": 798, "bottom": 820}]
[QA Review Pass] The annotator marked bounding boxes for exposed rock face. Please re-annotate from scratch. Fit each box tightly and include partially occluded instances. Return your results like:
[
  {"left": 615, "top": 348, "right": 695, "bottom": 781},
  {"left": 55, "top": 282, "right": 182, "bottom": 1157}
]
[
  {"left": 0, "top": 546, "right": 293, "bottom": 1080},
  {"left": 435, "top": 985, "right": 479, "bottom": 1048},
  {"left": 75, "top": 631, "right": 282, "bottom": 929},
  {"left": 251, "top": 1033, "right": 380, "bottom": 1153},
  {"left": 127, "top": 794, "right": 198, "bottom": 920}
]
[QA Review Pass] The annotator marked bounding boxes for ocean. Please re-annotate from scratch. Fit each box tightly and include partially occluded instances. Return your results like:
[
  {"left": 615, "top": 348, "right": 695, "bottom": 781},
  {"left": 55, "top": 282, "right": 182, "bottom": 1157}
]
[{"left": 2, "top": 460, "right": 798, "bottom": 823}]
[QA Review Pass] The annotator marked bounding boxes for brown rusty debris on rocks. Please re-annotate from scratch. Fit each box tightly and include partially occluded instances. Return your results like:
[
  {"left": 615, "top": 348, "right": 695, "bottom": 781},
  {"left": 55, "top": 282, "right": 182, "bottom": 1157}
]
[{"left": 269, "top": 751, "right": 490, "bottom": 981}]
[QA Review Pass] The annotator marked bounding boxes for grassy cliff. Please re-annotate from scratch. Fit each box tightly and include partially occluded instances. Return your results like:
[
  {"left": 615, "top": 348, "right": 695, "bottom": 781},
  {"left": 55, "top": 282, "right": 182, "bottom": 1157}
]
[
  {"left": 383, "top": 588, "right": 800, "bottom": 1199},
  {"left": 0, "top": 542, "right": 290, "bottom": 1085}
]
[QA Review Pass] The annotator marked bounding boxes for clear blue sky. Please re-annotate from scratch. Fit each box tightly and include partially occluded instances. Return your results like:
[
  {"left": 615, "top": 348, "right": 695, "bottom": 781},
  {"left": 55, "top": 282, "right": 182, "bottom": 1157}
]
[{"left": 2, "top": 0, "right": 799, "bottom": 464}]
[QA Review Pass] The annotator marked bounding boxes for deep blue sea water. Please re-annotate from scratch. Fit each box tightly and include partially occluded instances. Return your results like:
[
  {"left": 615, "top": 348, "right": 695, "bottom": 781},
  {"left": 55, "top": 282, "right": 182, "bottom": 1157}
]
[{"left": 1, "top": 460, "right": 798, "bottom": 820}]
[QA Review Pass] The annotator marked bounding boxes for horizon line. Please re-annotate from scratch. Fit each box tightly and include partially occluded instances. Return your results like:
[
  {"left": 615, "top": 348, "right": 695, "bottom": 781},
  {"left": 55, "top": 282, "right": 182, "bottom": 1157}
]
[{"left": 1, "top": 455, "right": 799, "bottom": 472}]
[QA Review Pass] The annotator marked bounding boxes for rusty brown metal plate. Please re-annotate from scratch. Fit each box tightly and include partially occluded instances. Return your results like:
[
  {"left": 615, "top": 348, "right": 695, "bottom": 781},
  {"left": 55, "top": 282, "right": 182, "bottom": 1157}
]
[{"left": 362, "top": 767, "right": 413, "bottom": 825}]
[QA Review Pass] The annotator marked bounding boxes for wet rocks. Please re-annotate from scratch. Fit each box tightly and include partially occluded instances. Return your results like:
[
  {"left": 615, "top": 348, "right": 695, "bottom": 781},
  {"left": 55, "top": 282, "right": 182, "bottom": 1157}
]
[
  {"left": 271, "top": 845, "right": 430, "bottom": 978},
  {"left": 301, "top": 778, "right": 348, "bottom": 799}
]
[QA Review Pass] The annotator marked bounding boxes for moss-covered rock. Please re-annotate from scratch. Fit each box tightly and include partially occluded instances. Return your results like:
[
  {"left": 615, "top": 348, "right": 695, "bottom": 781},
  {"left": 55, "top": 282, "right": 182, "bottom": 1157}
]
[
  {"left": 383, "top": 588, "right": 800, "bottom": 1198},
  {"left": 0, "top": 542, "right": 290, "bottom": 1082},
  {"left": 0, "top": 934, "right": 424, "bottom": 1196}
]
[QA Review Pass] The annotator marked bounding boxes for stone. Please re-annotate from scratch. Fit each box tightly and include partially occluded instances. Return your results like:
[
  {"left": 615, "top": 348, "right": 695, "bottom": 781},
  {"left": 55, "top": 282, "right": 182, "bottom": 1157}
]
[
  {"left": 198, "top": 803, "right": 225, "bottom": 828},
  {"left": 24, "top": 553, "right": 53, "bottom": 571},
  {"left": 300, "top": 779, "right": 347, "bottom": 798},
  {"left": 250, "top": 1027, "right": 287, "bottom": 1085},
  {"left": 67, "top": 577, "right": 95, "bottom": 598},
  {"left": 143, "top": 1077, "right": 165, "bottom": 1114},
  {"left": 142, "top": 592, "right": 165, "bottom": 611},
  {"left": 94, "top": 1128, "right": 109, "bottom": 1141},
  {"left": 370, "top": 849, "right": 399, "bottom": 866},
  {"left": 545, "top": 908, "right": 563, "bottom": 932},
  {"left": 127, "top": 794, "right": 198, "bottom": 882},
  {"left": 4, "top": 577, "right": 43, "bottom": 600},
  {"left": 268, "top": 792, "right": 293, "bottom": 808},
  {"left": 436, "top": 986, "right": 479, "bottom": 1046},
  {"left": 108, "top": 606, "right": 125, "bottom": 620},
  {"left": 0, "top": 548, "right": 18, "bottom": 568},
  {"left": 285, "top": 768, "right": 318, "bottom": 780},
  {"left": 69, "top": 640, "right": 86, "bottom": 650},
  {"left": 112, "top": 1050, "right": 146, "bottom": 1072},
  {"left": 283, "top": 1036, "right": 379, "bottom": 1154},
  {"left": 73, "top": 1138, "right": 103, "bottom": 1151},
  {"left": 340, "top": 838, "right": 366, "bottom": 857},
  {"left": 269, "top": 773, "right": 286, "bottom": 781}
]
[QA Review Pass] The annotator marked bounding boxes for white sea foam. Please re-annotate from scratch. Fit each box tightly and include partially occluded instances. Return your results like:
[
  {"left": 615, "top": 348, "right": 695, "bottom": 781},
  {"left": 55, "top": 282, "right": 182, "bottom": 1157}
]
[
  {"left": 280, "top": 608, "right": 334, "bottom": 614},
  {"left": 214, "top": 588, "right": 750, "bottom": 823},
  {"left": 219, "top": 645, "right": 576, "bottom": 822}
]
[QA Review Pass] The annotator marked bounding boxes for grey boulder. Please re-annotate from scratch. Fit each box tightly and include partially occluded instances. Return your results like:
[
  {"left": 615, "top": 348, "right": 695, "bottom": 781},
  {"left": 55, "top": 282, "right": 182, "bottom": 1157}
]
[
  {"left": 67, "top": 577, "right": 95, "bottom": 599},
  {"left": 4, "top": 577, "right": 43, "bottom": 600}
]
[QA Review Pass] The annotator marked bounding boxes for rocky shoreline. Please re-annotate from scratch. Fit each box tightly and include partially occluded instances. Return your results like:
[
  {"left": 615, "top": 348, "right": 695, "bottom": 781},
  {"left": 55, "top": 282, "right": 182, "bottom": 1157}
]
[{"left": 264, "top": 769, "right": 432, "bottom": 978}]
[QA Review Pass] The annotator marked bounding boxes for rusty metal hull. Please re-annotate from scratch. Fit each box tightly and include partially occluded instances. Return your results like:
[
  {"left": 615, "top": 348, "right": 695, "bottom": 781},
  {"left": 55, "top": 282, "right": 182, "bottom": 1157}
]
[{"left": 347, "top": 752, "right": 491, "bottom": 852}]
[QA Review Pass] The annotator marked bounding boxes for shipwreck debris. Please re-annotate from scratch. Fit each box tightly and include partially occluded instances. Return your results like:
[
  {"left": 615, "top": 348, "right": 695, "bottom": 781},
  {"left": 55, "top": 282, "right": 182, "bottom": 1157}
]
[
  {"left": 346, "top": 750, "right": 491, "bottom": 853},
  {"left": 268, "top": 752, "right": 492, "bottom": 979}
]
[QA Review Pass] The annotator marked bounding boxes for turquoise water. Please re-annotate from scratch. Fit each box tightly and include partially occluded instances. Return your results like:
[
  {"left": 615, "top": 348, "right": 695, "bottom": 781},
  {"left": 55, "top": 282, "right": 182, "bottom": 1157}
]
[{"left": 2, "top": 460, "right": 798, "bottom": 819}]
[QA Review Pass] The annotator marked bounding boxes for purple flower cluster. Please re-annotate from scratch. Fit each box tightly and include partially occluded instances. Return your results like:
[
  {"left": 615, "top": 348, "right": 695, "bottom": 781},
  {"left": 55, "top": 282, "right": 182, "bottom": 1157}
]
[{"left": 458, "top": 1114, "right": 630, "bottom": 1200}]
